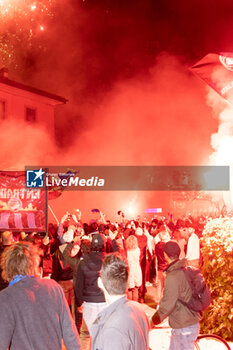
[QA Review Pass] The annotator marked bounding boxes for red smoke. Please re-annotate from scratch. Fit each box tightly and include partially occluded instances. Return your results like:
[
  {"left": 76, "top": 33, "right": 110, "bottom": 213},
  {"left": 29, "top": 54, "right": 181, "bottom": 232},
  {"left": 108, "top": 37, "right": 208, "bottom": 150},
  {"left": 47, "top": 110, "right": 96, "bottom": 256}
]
[
  {"left": 3, "top": 0, "right": 233, "bottom": 221},
  {"left": 0, "top": 54, "right": 219, "bottom": 222}
]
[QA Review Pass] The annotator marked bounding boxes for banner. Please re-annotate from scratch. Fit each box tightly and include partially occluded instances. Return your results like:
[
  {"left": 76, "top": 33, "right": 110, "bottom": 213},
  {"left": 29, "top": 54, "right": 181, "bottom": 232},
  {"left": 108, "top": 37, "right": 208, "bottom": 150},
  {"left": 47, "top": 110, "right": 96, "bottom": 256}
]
[
  {"left": 0, "top": 171, "right": 47, "bottom": 232},
  {"left": 190, "top": 52, "right": 233, "bottom": 106}
]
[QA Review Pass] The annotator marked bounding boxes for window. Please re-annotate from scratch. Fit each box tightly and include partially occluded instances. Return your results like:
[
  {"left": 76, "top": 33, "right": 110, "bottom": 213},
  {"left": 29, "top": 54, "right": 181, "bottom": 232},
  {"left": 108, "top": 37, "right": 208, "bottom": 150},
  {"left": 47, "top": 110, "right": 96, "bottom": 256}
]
[
  {"left": 0, "top": 100, "right": 6, "bottom": 119},
  {"left": 25, "top": 107, "right": 36, "bottom": 122}
]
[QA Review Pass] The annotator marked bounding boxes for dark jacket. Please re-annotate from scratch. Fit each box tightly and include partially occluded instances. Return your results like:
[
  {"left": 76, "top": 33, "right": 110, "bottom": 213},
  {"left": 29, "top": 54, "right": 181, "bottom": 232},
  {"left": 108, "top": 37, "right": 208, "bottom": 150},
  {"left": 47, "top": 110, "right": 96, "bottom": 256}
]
[
  {"left": 136, "top": 234, "right": 148, "bottom": 265},
  {"left": 75, "top": 251, "right": 106, "bottom": 306},
  {"left": 155, "top": 241, "right": 168, "bottom": 271},
  {"left": 62, "top": 243, "right": 80, "bottom": 272},
  {"left": 60, "top": 243, "right": 81, "bottom": 290},
  {"left": 91, "top": 296, "right": 149, "bottom": 350},
  {"left": 52, "top": 249, "right": 73, "bottom": 282},
  {"left": 152, "top": 258, "right": 200, "bottom": 329},
  {"left": 75, "top": 239, "right": 119, "bottom": 306}
]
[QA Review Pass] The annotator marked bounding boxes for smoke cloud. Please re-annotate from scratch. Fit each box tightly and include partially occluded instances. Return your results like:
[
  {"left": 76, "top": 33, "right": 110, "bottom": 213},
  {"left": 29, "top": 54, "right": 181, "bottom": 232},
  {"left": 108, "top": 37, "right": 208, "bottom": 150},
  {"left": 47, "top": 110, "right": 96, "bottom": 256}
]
[
  {"left": 65, "top": 54, "right": 215, "bottom": 166},
  {"left": 0, "top": 53, "right": 219, "bottom": 221},
  {"left": 0, "top": 120, "right": 57, "bottom": 170},
  {"left": 207, "top": 90, "right": 233, "bottom": 209},
  {"left": 3, "top": 0, "right": 233, "bottom": 220}
]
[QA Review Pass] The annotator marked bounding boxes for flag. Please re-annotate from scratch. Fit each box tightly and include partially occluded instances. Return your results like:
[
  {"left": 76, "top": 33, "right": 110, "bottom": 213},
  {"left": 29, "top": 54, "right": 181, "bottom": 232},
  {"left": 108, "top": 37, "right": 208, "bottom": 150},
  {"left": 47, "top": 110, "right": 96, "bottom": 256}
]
[
  {"left": 190, "top": 52, "right": 233, "bottom": 106},
  {"left": 0, "top": 171, "right": 46, "bottom": 231},
  {"left": 47, "top": 169, "right": 79, "bottom": 200},
  {"left": 47, "top": 186, "right": 63, "bottom": 200}
]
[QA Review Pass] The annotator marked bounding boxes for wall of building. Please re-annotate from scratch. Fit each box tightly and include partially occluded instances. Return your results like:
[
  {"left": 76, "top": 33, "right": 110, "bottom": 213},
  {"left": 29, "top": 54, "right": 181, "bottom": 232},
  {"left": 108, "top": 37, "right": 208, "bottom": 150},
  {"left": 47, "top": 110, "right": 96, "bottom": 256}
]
[{"left": 0, "top": 83, "right": 56, "bottom": 136}]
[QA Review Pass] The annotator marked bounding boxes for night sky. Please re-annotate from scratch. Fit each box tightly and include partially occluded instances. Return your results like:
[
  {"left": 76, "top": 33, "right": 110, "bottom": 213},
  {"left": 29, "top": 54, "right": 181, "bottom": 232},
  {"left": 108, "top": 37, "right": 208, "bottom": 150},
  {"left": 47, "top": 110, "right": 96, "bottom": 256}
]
[
  {"left": 21, "top": 0, "right": 233, "bottom": 146},
  {"left": 24, "top": 0, "right": 233, "bottom": 93}
]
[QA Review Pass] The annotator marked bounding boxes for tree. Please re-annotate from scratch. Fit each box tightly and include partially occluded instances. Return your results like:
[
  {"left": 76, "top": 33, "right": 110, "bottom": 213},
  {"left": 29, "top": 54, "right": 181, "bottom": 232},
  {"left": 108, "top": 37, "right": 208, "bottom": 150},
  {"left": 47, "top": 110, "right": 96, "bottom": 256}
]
[{"left": 200, "top": 217, "right": 233, "bottom": 340}]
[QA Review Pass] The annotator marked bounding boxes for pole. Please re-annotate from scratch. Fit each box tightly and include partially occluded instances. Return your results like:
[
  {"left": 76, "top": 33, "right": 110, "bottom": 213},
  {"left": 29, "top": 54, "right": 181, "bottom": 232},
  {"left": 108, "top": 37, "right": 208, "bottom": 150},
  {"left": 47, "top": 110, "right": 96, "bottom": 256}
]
[{"left": 48, "top": 204, "right": 59, "bottom": 225}]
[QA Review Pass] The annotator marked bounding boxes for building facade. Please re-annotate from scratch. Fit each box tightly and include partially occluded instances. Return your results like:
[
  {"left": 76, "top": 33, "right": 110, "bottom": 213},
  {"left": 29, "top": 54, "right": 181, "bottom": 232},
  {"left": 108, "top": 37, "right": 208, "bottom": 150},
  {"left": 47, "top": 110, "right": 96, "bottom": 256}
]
[{"left": 0, "top": 68, "right": 67, "bottom": 136}]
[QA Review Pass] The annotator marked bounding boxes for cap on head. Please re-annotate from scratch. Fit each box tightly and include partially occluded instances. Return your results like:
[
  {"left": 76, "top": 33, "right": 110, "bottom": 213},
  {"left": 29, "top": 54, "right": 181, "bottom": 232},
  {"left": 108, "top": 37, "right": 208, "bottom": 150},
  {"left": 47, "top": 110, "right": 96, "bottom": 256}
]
[
  {"left": 163, "top": 241, "right": 181, "bottom": 259},
  {"left": 91, "top": 234, "right": 106, "bottom": 252}
]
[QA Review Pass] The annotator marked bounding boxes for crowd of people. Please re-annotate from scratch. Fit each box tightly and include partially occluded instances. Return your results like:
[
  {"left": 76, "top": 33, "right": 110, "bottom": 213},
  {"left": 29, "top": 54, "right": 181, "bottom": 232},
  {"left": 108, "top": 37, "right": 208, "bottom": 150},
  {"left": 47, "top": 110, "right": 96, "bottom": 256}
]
[{"left": 0, "top": 209, "right": 211, "bottom": 349}]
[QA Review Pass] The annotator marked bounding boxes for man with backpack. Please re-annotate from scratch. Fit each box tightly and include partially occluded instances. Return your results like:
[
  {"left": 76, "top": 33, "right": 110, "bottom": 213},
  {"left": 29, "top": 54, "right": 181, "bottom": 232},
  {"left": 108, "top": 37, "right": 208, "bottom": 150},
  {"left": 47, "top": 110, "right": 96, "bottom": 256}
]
[{"left": 150, "top": 241, "right": 208, "bottom": 350}]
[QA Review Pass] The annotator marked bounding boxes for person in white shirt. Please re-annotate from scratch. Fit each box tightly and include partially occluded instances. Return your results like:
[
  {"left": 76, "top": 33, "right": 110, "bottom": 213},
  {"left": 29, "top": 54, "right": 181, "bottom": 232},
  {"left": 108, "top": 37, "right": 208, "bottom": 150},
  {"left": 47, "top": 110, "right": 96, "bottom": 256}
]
[{"left": 180, "top": 226, "right": 200, "bottom": 268}]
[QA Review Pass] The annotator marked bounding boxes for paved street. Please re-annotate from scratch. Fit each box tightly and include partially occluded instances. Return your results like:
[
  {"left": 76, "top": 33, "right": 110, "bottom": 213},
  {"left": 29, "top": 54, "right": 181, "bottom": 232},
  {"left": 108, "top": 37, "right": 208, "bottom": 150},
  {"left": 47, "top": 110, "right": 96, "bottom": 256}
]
[
  {"left": 143, "top": 284, "right": 171, "bottom": 350},
  {"left": 62, "top": 282, "right": 233, "bottom": 350},
  {"left": 144, "top": 283, "right": 233, "bottom": 350}
]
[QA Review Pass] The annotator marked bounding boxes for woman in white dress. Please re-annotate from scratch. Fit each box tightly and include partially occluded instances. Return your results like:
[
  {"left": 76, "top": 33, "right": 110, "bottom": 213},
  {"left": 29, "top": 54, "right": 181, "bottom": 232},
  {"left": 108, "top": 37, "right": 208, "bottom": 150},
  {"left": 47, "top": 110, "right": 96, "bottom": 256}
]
[{"left": 125, "top": 235, "right": 142, "bottom": 301}]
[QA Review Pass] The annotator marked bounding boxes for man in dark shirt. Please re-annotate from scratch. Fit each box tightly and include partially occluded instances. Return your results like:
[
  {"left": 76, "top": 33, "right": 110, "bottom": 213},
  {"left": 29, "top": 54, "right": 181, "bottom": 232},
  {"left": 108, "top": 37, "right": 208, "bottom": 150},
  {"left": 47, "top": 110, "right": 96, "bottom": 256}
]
[
  {"left": 135, "top": 226, "right": 148, "bottom": 303},
  {"left": 154, "top": 227, "right": 170, "bottom": 304},
  {"left": 75, "top": 233, "right": 119, "bottom": 349}
]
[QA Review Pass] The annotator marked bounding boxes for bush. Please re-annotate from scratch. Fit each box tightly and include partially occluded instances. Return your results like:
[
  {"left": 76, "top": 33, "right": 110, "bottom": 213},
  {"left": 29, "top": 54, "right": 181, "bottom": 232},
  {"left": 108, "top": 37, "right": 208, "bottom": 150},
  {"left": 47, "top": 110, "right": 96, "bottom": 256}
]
[{"left": 200, "top": 217, "right": 233, "bottom": 341}]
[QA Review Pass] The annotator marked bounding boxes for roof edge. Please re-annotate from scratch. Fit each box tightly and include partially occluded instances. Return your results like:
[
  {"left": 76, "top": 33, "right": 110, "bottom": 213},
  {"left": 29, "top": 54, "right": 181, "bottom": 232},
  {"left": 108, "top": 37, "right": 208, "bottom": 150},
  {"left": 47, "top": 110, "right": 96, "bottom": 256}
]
[{"left": 0, "top": 76, "right": 68, "bottom": 104}]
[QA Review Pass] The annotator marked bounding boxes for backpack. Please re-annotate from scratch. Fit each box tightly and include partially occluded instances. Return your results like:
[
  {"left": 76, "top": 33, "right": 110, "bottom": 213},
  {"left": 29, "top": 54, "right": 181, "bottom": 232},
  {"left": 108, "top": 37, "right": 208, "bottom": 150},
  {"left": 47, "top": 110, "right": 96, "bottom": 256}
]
[{"left": 179, "top": 266, "right": 211, "bottom": 313}]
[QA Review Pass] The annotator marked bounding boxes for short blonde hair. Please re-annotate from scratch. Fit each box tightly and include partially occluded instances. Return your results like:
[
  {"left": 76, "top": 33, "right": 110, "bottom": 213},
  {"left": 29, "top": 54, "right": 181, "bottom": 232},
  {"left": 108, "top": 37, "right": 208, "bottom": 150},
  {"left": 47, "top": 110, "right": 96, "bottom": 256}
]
[
  {"left": 101, "top": 253, "right": 128, "bottom": 295},
  {"left": 1, "top": 242, "right": 42, "bottom": 282}
]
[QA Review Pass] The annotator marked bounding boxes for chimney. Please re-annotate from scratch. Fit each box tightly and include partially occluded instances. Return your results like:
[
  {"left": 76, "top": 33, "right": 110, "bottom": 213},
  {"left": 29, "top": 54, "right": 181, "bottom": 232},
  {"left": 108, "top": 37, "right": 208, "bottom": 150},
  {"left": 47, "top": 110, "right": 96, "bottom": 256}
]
[{"left": 0, "top": 68, "right": 9, "bottom": 78}]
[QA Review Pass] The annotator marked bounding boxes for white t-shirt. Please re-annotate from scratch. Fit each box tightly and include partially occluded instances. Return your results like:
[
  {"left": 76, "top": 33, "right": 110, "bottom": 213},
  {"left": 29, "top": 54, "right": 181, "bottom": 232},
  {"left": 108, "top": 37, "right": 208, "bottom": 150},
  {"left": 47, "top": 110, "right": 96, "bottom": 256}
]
[{"left": 186, "top": 232, "right": 200, "bottom": 260}]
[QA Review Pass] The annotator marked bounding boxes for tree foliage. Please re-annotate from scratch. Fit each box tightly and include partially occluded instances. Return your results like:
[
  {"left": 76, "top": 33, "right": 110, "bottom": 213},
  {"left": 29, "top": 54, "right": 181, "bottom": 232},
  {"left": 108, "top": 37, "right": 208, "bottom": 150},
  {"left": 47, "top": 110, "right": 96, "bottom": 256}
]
[{"left": 200, "top": 217, "right": 233, "bottom": 340}]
